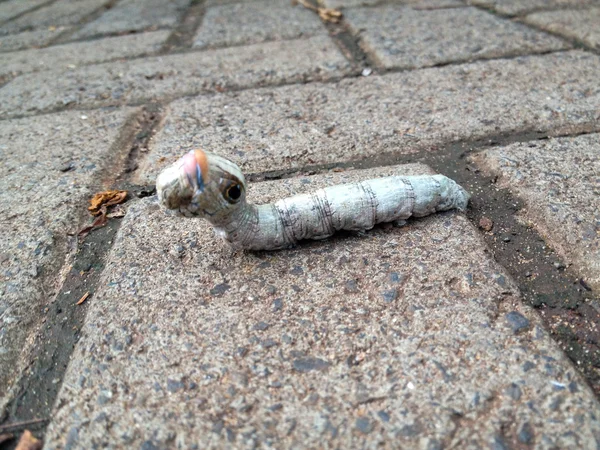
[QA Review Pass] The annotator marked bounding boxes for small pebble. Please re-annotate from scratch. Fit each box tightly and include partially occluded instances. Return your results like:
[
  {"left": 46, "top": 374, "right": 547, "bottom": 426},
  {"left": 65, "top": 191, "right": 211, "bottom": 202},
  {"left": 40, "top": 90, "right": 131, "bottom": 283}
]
[
  {"left": 479, "top": 217, "right": 494, "bottom": 231},
  {"left": 553, "top": 262, "right": 565, "bottom": 270}
]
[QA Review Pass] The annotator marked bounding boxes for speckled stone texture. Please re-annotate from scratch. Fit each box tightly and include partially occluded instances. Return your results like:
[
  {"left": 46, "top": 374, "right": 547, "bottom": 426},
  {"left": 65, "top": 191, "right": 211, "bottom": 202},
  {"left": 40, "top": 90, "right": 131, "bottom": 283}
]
[
  {"left": 472, "top": 134, "right": 600, "bottom": 290},
  {"left": 0, "top": 108, "right": 137, "bottom": 414},
  {"left": 0, "top": 0, "right": 51, "bottom": 25},
  {"left": 323, "top": 0, "right": 464, "bottom": 9},
  {"left": 0, "top": 31, "right": 170, "bottom": 80},
  {"left": 72, "top": 0, "right": 190, "bottom": 39},
  {"left": 525, "top": 7, "right": 600, "bottom": 49},
  {"left": 344, "top": 5, "right": 567, "bottom": 69},
  {"left": 0, "top": 0, "right": 109, "bottom": 34},
  {"left": 0, "top": 35, "right": 352, "bottom": 119},
  {"left": 137, "top": 50, "right": 600, "bottom": 184},
  {"left": 466, "top": 0, "right": 597, "bottom": 15},
  {"left": 0, "top": 27, "right": 71, "bottom": 52},
  {"left": 44, "top": 165, "right": 600, "bottom": 449},
  {"left": 193, "top": 0, "right": 325, "bottom": 49}
]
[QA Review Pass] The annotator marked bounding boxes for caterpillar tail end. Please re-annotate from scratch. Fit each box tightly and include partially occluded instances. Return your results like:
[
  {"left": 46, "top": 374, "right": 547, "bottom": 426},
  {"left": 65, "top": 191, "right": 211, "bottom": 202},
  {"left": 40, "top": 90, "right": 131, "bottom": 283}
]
[
  {"left": 454, "top": 183, "right": 471, "bottom": 212},
  {"left": 433, "top": 174, "right": 471, "bottom": 213}
]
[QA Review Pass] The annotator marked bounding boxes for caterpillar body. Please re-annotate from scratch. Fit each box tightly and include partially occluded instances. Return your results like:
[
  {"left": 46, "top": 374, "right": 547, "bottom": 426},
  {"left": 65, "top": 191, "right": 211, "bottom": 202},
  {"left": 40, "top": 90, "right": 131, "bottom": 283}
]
[{"left": 156, "top": 150, "right": 470, "bottom": 251}]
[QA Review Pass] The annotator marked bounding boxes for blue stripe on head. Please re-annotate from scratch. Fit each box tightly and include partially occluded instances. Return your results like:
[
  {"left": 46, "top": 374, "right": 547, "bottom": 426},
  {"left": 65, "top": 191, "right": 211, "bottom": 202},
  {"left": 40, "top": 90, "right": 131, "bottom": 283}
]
[{"left": 196, "top": 164, "right": 205, "bottom": 192}]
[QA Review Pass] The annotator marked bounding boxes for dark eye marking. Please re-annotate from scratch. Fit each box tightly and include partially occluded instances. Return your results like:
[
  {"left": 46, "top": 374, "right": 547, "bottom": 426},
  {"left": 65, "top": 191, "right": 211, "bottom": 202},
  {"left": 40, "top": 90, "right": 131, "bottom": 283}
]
[{"left": 227, "top": 184, "right": 242, "bottom": 201}]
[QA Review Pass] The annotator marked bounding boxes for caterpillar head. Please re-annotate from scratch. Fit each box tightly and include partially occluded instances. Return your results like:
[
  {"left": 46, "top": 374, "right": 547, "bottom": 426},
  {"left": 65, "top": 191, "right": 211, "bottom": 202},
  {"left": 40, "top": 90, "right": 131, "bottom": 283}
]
[{"left": 156, "top": 149, "right": 247, "bottom": 223}]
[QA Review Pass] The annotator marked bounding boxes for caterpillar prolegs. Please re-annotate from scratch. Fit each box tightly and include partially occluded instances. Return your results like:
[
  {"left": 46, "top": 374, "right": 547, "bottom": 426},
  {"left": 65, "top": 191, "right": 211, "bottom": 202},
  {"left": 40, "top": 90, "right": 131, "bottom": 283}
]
[{"left": 156, "top": 150, "right": 471, "bottom": 251}]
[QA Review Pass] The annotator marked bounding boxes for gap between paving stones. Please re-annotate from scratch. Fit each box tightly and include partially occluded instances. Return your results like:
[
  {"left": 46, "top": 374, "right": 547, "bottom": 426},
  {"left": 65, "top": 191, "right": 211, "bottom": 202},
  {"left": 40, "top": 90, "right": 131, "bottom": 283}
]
[
  {"left": 0, "top": 46, "right": 580, "bottom": 122},
  {"left": 0, "top": 0, "right": 55, "bottom": 29},
  {"left": 161, "top": 0, "right": 207, "bottom": 52},
  {"left": 44, "top": 0, "right": 121, "bottom": 45},
  {"left": 319, "top": 6, "right": 379, "bottom": 72},
  {"left": 0, "top": 106, "right": 161, "bottom": 443},
  {"left": 467, "top": 3, "right": 600, "bottom": 55}
]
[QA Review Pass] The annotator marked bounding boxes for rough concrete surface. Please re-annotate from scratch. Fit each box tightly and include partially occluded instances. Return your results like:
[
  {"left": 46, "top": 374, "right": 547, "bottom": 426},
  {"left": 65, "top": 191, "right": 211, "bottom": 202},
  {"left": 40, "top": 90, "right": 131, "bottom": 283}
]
[
  {"left": 0, "top": 26, "right": 71, "bottom": 52},
  {"left": 45, "top": 165, "right": 600, "bottom": 449},
  {"left": 0, "top": 108, "right": 137, "bottom": 414},
  {"left": 323, "top": 0, "right": 464, "bottom": 8},
  {"left": 0, "top": 35, "right": 353, "bottom": 119},
  {"left": 0, "top": 30, "right": 170, "bottom": 80},
  {"left": 344, "top": 5, "right": 567, "bottom": 69},
  {"left": 1, "top": 0, "right": 600, "bottom": 446},
  {"left": 0, "top": 0, "right": 109, "bottom": 34},
  {"left": 138, "top": 50, "right": 600, "bottom": 183},
  {"left": 0, "top": 0, "right": 51, "bottom": 26},
  {"left": 193, "top": 0, "right": 325, "bottom": 49},
  {"left": 467, "top": 0, "right": 598, "bottom": 15},
  {"left": 472, "top": 134, "right": 600, "bottom": 290},
  {"left": 525, "top": 7, "right": 600, "bottom": 49},
  {"left": 71, "top": 0, "right": 190, "bottom": 39}
]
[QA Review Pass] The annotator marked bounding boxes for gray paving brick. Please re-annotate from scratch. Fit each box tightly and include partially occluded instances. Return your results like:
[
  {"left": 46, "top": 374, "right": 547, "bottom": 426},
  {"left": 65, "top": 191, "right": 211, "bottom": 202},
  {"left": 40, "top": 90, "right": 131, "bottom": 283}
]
[
  {"left": 138, "top": 50, "right": 600, "bottom": 184},
  {"left": 193, "top": 0, "right": 325, "bottom": 49},
  {"left": 344, "top": 5, "right": 567, "bottom": 70},
  {"left": 72, "top": 0, "right": 190, "bottom": 39},
  {"left": 525, "top": 7, "right": 600, "bottom": 49},
  {"left": 44, "top": 165, "right": 600, "bottom": 449},
  {"left": 0, "top": 30, "right": 170, "bottom": 80},
  {"left": 323, "top": 0, "right": 464, "bottom": 9},
  {"left": 0, "top": 35, "right": 352, "bottom": 119},
  {"left": 467, "top": 0, "right": 597, "bottom": 16},
  {"left": 0, "top": 0, "right": 51, "bottom": 25},
  {"left": 472, "top": 134, "right": 600, "bottom": 289},
  {"left": 0, "top": 26, "right": 71, "bottom": 52},
  {"left": 0, "top": 0, "right": 109, "bottom": 34},
  {"left": 0, "top": 108, "right": 137, "bottom": 413}
]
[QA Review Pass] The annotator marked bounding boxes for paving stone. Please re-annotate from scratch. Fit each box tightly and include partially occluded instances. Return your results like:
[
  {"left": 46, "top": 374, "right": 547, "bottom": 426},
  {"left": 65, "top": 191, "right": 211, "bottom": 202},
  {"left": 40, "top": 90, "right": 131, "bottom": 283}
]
[
  {"left": 472, "top": 134, "right": 600, "bottom": 289},
  {"left": 525, "top": 7, "right": 600, "bottom": 49},
  {"left": 467, "top": 0, "right": 597, "bottom": 16},
  {"left": 44, "top": 165, "right": 600, "bottom": 448},
  {"left": 0, "top": 26, "right": 71, "bottom": 52},
  {"left": 138, "top": 50, "right": 600, "bottom": 184},
  {"left": 0, "top": 0, "right": 51, "bottom": 25},
  {"left": 322, "top": 0, "right": 464, "bottom": 9},
  {"left": 71, "top": 0, "right": 190, "bottom": 39},
  {"left": 0, "top": 0, "right": 110, "bottom": 34},
  {"left": 344, "top": 5, "right": 567, "bottom": 70},
  {"left": 0, "top": 30, "right": 170, "bottom": 80},
  {"left": 0, "top": 108, "right": 137, "bottom": 413},
  {"left": 0, "top": 35, "right": 352, "bottom": 119},
  {"left": 193, "top": 0, "right": 325, "bottom": 49}
]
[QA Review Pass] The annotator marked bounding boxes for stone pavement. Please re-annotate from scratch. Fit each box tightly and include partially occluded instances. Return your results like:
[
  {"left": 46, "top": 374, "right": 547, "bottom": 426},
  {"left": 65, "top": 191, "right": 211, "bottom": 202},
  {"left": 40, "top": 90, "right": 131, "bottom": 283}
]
[{"left": 0, "top": 0, "right": 599, "bottom": 448}]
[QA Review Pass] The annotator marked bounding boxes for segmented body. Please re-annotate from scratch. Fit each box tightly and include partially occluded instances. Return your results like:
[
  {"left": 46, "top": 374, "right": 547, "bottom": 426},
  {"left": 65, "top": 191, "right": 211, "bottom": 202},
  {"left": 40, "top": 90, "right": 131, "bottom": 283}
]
[
  {"left": 216, "top": 174, "right": 469, "bottom": 250},
  {"left": 156, "top": 150, "right": 470, "bottom": 251}
]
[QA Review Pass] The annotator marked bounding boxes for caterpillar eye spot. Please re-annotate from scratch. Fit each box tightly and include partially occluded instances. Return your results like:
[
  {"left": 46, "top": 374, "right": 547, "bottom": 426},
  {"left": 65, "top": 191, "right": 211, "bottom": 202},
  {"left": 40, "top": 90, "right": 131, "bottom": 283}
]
[{"left": 225, "top": 184, "right": 242, "bottom": 203}]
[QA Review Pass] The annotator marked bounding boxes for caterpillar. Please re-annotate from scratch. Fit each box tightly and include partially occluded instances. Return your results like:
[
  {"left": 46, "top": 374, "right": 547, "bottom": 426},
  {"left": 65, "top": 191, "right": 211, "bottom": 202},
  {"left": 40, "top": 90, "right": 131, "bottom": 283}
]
[{"left": 156, "top": 149, "right": 470, "bottom": 251}]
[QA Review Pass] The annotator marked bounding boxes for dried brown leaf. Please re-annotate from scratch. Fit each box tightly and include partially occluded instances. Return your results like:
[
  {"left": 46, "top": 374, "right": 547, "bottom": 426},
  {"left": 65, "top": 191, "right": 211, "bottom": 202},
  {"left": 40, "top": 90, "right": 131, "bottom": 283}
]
[
  {"left": 76, "top": 292, "right": 89, "bottom": 305},
  {"left": 15, "top": 430, "right": 42, "bottom": 450},
  {"left": 88, "top": 190, "right": 127, "bottom": 216},
  {"left": 78, "top": 207, "right": 109, "bottom": 238},
  {"left": 317, "top": 7, "right": 342, "bottom": 23},
  {"left": 297, "top": 0, "right": 342, "bottom": 23}
]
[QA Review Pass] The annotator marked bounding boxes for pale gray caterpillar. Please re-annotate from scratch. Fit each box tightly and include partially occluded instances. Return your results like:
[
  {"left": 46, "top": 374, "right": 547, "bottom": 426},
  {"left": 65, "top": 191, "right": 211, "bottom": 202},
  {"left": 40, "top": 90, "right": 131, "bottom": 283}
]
[{"left": 156, "top": 149, "right": 470, "bottom": 251}]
